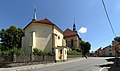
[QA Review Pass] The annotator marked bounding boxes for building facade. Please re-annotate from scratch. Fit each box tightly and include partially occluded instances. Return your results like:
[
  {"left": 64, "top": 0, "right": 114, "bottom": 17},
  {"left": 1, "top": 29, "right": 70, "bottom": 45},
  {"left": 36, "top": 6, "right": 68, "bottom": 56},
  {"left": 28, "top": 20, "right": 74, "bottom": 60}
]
[
  {"left": 63, "top": 23, "right": 81, "bottom": 49},
  {"left": 95, "top": 45, "right": 116, "bottom": 57},
  {"left": 22, "top": 9, "right": 67, "bottom": 61},
  {"left": 103, "top": 45, "right": 115, "bottom": 56}
]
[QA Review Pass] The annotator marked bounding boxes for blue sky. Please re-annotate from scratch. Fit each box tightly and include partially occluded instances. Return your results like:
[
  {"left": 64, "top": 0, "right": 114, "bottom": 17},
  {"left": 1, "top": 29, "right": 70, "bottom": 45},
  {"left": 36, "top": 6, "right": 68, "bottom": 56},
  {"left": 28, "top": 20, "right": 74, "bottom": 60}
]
[{"left": 0, "top": 0, "right": 120, "bottom": 51}]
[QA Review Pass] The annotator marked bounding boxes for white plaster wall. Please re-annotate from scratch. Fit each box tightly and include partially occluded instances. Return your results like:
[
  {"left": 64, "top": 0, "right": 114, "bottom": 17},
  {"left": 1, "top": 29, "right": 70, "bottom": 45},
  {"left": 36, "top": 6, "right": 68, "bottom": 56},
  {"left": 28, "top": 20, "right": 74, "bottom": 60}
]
[
  {"left": 32, "top": 32, "right": 36, "bottom": 48},
  {"left": 53, "top": 28, "right": 63, "bottom": 47},
  {"left": 104, "top": 47, "right": 115, "bottom": 56},
  {"left": 33, "top": 25, "right": 52, "bottom": 52},
  {"left": 55, "top": 48, "right": 59, "bottom": 60},
  {"left": 63, "top": 48, "right": 67, "bottom": 60},
  {"left": 62, "top": 39, "right": 66, "bottom": 46}
]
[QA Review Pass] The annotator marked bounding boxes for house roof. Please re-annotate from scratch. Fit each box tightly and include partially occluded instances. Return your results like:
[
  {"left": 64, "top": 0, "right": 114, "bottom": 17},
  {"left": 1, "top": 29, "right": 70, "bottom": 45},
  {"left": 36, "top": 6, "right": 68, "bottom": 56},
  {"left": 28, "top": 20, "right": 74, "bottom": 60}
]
[
  {"left": 63, "top": 28, "right": 81, "bottom": 40},
  {"left": 63, "top": 28, "right": 77, "bottom": 38},
  {"left": 23, "top": 18, "right": 63, "bottom": 33},
  {"left": 32, "top": 18, "right": 54, "bottom": 25}
]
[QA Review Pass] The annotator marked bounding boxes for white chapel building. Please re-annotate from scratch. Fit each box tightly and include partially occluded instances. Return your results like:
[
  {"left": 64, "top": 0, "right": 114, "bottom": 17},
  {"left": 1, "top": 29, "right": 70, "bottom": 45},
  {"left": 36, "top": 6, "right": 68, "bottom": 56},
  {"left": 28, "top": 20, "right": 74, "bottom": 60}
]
[{"left": 22, "top": 9, "right": 67, "bottom": 61}]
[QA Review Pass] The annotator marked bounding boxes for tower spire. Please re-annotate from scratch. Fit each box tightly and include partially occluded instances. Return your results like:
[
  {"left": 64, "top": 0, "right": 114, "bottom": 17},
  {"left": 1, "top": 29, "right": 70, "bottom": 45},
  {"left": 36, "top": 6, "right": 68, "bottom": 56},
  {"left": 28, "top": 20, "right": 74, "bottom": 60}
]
[
  {"left": 73, "top": 18, "right": 77, "bottom": 32},
  {"left": 33, "top": 8, "right": 37, "bottom": 20}
]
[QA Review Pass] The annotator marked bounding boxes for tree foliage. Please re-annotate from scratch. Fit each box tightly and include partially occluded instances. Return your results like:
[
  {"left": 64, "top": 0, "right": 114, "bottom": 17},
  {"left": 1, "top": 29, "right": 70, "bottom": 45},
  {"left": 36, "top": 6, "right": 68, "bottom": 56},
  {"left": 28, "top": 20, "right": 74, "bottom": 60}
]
[
  {"left": 114, "top": 36, "right": 120, "bottom": 42},
  {"left": 2, "top": 47, "right": 23, "bottom": 55},
  {"left": 80, "top": 41, "right": 91, "bottom": 55},
  {"left": 72, "top": 48, "right": 82, "bottom": 53},
  {"left": 0, "top": 26, "right": 24, "bottom": 50},
  {"left": 68, "top": 48, "right": 82, "bottom": 55}
]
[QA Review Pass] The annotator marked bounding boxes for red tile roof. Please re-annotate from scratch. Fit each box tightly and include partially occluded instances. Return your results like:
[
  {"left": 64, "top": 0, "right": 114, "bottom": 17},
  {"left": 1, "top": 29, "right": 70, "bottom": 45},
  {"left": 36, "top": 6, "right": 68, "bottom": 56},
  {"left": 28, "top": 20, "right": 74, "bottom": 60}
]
[
  {"left": 23, "top": 18, "right": 63, "bottom": 33},
  {"left": 63, "top": 28, "right": 77, "bottom": 38},
  {"left": 23, "top": 18, "right": 54, "bottom": 30},
  {"left": 32, "top": 18, "right": 54, "bottom": 25}
]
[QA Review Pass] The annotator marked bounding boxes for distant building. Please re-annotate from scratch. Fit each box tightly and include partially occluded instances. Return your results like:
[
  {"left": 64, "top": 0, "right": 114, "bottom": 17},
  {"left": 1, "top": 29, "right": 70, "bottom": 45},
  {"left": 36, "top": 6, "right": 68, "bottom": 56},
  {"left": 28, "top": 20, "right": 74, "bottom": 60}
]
[
  {"left": 63, "top": 23, "right": 81, "bottom": 49},
  {"left": 111, "top": 41, "right": 120, "bottom": 56},
  {"left": 95, "top": 45, "right": 116, "bottom": 57},
  {"left": 94, "top": 47, "right": 103, "bottom": 57},
  {"left": 22, "top": 9, "right": 67, "bottom": 61},
  {"left": 102, "top": 45, "right": 115, "bottom": 56}
]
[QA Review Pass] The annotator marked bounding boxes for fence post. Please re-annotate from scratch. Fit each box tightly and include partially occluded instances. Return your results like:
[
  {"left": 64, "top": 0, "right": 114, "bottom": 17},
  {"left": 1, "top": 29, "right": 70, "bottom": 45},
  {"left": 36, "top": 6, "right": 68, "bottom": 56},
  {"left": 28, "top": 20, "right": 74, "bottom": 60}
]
[
  {"left": 30, "top": 54, "right": 33, "bottom": 62},
  {"left": 13, "top": 53, "right": 16, "bottom": 62},
  {"left": 43, "top": 55, "right": 45, "bottom": 62}
]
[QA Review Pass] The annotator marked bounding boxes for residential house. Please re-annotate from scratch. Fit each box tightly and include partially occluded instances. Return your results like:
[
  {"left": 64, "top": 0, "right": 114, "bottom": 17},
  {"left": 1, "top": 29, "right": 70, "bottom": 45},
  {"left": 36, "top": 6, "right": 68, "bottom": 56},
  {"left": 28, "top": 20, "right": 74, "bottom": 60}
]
[
  {"left": 102, "top": 45, "right": 115, "bottom": 56},
  {"left": 95, "top": 45, "right": 116, "bottom": 57},
  {"left": 94, "top": 47, "right": 103, "bottom": 57}
]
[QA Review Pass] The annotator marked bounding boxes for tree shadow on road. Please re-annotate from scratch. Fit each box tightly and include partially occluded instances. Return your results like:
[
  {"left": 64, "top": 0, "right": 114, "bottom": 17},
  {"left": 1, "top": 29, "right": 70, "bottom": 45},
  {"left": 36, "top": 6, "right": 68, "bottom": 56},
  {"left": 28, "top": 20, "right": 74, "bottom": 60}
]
[{"left": 95, "top": 58, "right": 120, "bottom": 71}]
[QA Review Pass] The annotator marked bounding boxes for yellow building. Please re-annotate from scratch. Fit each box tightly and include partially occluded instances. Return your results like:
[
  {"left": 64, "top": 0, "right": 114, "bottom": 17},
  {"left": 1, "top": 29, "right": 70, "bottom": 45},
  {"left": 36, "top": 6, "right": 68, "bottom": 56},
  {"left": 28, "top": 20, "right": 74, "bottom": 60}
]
[{"left": 22, "top": 9, "right": 67, "bottom": 61}]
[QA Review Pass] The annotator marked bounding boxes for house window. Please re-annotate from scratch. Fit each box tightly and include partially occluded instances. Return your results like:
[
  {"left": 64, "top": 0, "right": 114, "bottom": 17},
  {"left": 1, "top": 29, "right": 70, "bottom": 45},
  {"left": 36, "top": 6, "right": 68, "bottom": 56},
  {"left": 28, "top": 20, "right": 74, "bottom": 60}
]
[
  {"left": 58, "top": 36, "right": 60, "bottom": 39},
  {"left": 109, "top": 49, "right": 111, "bottom": 51},
  {"left": 60, "top": 49, "right": 62, "bottom": 54}
]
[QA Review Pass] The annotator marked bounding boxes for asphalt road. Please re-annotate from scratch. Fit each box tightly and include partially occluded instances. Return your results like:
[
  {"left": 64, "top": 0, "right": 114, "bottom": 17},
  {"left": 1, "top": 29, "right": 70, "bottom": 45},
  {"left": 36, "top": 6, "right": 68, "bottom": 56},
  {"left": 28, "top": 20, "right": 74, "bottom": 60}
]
[{"left": 24, "top": 57, "right": 108, "bottom": 71}]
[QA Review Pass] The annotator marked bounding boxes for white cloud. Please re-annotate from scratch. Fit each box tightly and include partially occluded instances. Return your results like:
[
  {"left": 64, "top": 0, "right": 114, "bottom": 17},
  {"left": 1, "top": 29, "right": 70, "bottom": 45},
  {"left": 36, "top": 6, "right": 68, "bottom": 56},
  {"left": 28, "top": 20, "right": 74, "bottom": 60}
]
[{"left": 78, "top": 27, "right": 87, "bottom": 34}]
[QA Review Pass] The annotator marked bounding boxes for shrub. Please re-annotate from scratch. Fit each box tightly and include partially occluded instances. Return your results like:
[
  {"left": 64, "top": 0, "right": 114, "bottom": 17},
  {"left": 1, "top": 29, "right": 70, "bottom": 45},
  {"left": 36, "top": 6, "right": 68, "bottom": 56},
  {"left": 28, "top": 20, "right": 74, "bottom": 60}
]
[
  {"left": 33, "top": 48, "right": 54, "bottom": 56},
  {"left": 2, "top": 50, "right": 11, "bottom": 55},
  {"left": 46, "top": 52, "right": 54, "bottom": 56},
  {"left": 10, "top": 47, "right": 23, "bottom": 55},
  {"left": 72, "top": 48, "right": 82, "bottom": 53},
  {"left": 67, "top": 50, "right": 81, "bottom": 55},
  {"left": 33, "top": 48, "right": 42, "bottom": 55},
  {"left": 1, "top": 47, "right": 23, "bottom": 55}
]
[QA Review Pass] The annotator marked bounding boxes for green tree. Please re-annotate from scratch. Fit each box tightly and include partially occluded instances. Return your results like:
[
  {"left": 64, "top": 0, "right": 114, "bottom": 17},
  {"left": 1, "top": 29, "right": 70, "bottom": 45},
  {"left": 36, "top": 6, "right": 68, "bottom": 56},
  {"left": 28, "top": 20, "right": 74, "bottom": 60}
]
[
  {"left": 0, "top": 26, "right": 24, "bottom": 50},
  {"left": 114, "top": 36, "right": 120, "bottom": 42},
  {"left": 80, "top": 41, "right": 91, "bottom": 55},
  {"left": 85, "top": 42, "right": 91, "bottom": 53}
]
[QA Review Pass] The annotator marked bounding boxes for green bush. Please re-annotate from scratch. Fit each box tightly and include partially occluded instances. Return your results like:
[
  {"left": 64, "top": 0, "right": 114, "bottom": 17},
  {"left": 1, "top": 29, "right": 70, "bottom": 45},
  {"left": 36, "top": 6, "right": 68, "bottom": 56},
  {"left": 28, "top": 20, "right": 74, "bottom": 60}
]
[
  {"left": 33, "top": 48, "right": 54, "bottom": 56},
  {"left": 33, "top": 48, "right": 42, "bottom": 55},
  {"left": 67, "top": 50, "right": 81, "bottom": 55},
  {"left": 1, "top": 47, "right": 23, "bottom": 55},
  {"left": 72, "top": 48, "right": 82, "bottom": 53},
  {"left": 2, "top": 50, "right": 11, "bottom": 55},
  {"left": 10, "top": 47, "right": 23, "bottom": 55},
  {"left": 46, "top": 52, "right": 54, "bottom": 56}
]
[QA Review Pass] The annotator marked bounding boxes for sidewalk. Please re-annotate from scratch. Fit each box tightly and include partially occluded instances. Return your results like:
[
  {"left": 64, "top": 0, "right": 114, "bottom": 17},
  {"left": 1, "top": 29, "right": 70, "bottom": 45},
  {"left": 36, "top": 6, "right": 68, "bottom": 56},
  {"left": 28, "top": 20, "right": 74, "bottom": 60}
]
[{"left": 0, "top": 57, "right": 85, "bottom": 71}]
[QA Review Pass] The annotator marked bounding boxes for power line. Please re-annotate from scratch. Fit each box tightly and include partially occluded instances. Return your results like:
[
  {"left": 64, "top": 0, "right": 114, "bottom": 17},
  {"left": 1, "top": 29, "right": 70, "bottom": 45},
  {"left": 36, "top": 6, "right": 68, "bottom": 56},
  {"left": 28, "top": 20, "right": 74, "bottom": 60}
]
[{"left": 101, "top": 0, "right": 116, "bottom": 36}]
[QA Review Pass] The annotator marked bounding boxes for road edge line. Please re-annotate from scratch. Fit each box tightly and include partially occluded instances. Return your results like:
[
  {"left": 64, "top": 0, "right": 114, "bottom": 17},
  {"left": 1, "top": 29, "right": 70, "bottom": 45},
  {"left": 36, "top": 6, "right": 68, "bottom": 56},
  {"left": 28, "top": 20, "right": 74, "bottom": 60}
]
[{"left": 99, "top": 68, "right": 104, "bottom": 71}]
